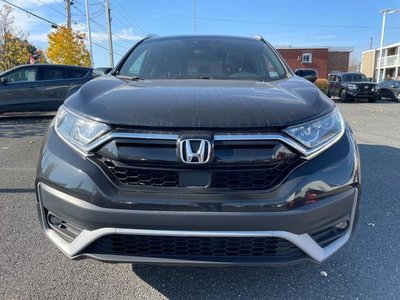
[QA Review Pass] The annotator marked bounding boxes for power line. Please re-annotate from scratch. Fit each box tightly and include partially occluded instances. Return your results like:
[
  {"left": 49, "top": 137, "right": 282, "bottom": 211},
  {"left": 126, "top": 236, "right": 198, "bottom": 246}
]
[
  {"left": 37, "top": 0, "right": 66, "bottom": 17},
  {"left": 53, "top": 0, "right": 65, "bottom": 10},
  {"left": 1, "top": 0, "right": 59, "bottom": 28},
  {"left": 0, "top": 0, "right": 124, "bottom": 57},
  {"left": 130, "top": 8, "right": 400, "bottom": 30},
  {"left": 72, "top": 3, "right": 133, "bottom": 46},
  {"left": 112, "top": 2, "right": 147, "bottom": 35}
]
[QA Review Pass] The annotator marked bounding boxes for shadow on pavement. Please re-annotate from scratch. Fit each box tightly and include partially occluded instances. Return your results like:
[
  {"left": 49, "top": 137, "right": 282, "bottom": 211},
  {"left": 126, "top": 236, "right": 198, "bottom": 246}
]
[
  {"left": 130, "top": 144, "right": 400, "bottom": 299},
  {"left": 0, "top": 188, "right": 36, "bottom": 193},
  {"left": 0, "top": 117, "right": 52, "bottom": 138}
]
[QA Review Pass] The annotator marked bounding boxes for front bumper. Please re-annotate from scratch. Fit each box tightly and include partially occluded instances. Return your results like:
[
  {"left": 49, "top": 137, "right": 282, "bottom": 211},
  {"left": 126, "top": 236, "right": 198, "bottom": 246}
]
[
  {"left": 37, "top": 182, "right": 359, "bottom": 265},
  {"left": 36, "top": 125, "right": 360, "bottom": 266},
  {"left": 347, "top": 89, "right": 378, "bottom": 99}
]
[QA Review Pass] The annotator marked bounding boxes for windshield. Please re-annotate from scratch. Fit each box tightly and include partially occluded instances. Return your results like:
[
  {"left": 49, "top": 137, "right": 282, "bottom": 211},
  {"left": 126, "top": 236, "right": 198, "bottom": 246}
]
[
  {"left": 118, "top": 37, "right": 287, "bottom": 81},
  {"left": 342, "top": 73, "right": 369, "bottom": 82}
]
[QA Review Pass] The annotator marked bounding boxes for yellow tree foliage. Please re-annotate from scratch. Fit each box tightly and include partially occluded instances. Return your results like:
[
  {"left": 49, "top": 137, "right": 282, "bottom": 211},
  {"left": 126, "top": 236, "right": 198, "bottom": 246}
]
[
  {"left": 0, "top": 33, "right": 30, "bottom": 71},
  {"left": 46, "top": 26, "right": 91, "bottom": 66}
]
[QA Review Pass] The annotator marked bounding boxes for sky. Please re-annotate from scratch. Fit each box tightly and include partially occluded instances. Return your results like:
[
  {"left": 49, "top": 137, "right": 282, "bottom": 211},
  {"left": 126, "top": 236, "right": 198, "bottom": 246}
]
[{"left": 5, "top": 0, "right": 400, "bottom": 67}]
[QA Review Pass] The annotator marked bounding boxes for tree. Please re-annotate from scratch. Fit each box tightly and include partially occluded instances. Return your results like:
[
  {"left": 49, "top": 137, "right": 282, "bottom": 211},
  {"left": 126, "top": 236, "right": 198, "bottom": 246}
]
[
  {"left": 0, "top": 5, "right": 45, "bottom": 71},
  {"left": 0, "top": 5, "right": 22, "bottom": 44},
  {"left": 46, "top": 26, "right": 91, "bottom": 66},
  {"left": 0, "top": 33, "right": 30, "bottom": 71}
]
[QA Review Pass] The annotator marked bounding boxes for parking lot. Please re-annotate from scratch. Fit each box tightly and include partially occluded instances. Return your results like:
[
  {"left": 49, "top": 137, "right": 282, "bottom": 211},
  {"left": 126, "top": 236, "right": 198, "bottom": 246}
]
[{"left": 0, "top": 101, "right": 400, "bottom": 299}]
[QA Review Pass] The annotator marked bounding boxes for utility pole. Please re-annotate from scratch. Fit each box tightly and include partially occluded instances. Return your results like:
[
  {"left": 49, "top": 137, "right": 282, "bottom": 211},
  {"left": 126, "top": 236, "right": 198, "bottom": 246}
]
[
  {"left": 85, "top": 0, "right": 93, "bottom": 66},
  {"left": 193, "top": 0, "right": 197, "bottom": 34},
  {"left": 104, "top": 0, "right": 114, "bottom": 67},
  {"left": 65, "top": 0, "right": 71, "bottom": 28},
  {"left": 369, "top": 37, "right": 373, "bottom": 50},
  {"left": 377, "top": 9, "right": 400, "bottom": 83}
]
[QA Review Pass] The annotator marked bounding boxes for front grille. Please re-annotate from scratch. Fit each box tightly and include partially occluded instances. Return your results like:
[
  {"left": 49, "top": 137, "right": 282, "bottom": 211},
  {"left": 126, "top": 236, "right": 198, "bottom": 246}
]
[
  {"left": 102, "top": 159, "right": 180, "bottom": 187},
  {"left": 93, "top": 134, "right": 302, "bottom": 191},
  {"left": 212, "top": 163, "right": 293, "bottom": 189},
  {"left": 98, "top": 157, "right": 299, "bottom": 190},
  {"left": 84, "top": 234, "right": 306, "bottom": 261}
]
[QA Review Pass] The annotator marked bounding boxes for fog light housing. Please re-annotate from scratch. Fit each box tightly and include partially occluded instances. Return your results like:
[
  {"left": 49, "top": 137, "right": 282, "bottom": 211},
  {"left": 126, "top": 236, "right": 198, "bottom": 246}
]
[
  {"left": 335, "top": 221, "right": 348, "bottom": 230},
  {"left": 48, "top": 213, "right": 63, "bottom": 227}
]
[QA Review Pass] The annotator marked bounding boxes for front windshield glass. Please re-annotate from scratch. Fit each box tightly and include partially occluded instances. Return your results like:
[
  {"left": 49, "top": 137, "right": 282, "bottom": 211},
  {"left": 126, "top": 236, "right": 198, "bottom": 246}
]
[
  {"left": 342, "top": 73, "right": 368, "bottom": 82},
  {"left": 118, "top": 37, "right": 287, "bottom": 81}
]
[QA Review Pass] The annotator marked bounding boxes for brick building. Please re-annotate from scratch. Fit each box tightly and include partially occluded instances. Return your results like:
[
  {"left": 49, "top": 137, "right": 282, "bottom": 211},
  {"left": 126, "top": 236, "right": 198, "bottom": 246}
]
[{"left": 275, "top": 46, "right": 353, "bottom": 79}]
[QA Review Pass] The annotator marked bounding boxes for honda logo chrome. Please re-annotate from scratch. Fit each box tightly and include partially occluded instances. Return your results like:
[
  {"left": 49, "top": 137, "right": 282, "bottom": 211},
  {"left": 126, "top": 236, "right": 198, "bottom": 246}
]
[{"left": 179, "top": 139, "right": 212, "bottom": 164}]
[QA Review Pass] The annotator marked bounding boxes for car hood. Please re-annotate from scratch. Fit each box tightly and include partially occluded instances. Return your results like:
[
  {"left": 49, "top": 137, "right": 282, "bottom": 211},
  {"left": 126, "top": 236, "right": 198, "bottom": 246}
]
[{"left": 65, "top": 75, "right": 334, "bottom": 129}]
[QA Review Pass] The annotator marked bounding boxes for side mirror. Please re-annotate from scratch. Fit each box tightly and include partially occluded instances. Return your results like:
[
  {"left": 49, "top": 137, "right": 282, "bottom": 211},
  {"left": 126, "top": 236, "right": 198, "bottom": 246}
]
[
  {"left": 0, "top": 77, "right": 8, "bottom": 84},
  {"left": 93, "top": 67, "right": 113, "bottom": 77}
]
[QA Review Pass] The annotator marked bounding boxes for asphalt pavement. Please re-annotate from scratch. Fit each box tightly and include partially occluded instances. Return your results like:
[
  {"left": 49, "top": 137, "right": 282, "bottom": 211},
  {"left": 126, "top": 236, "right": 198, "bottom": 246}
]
[{"left": 0, "top": 101, "right": 400, "bottom": 299}]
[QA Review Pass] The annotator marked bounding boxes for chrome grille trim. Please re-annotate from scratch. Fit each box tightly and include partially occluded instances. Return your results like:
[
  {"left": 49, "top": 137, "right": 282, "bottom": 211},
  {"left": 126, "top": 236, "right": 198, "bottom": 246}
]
[{"left": 81, "top": 128, "right": 344, "bottom": 160}]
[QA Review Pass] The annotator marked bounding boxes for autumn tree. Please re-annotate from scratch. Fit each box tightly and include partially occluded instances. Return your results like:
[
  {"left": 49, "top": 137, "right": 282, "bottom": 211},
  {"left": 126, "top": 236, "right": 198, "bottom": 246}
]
[
  {"left": 0, "top": 5, "right": 45, "bottom": 71},
  {"left": 0, "top": 5, "right": 29, "bottom": 71},
  {"left": 46, "top": 26, "right": 91, "bottom": 66},
  {"left": 0, "top": 34, "right": 30, "bottom": 71}
]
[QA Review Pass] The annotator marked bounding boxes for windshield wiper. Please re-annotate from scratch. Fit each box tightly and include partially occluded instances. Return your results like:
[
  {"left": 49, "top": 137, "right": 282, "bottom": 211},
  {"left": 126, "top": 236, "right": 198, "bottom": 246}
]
[{"left": 117, "top": 75, "right": 144, "bottom": 81}]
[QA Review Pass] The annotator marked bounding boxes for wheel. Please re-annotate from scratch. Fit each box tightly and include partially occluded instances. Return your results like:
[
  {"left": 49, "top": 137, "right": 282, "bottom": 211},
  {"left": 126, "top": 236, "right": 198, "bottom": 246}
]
[
  {"left": 397, "top": 92, "right": 400, "bottom": 102},
  {"left": 340, "top": 89, "right": 349, "bottom": 103},
  {"left": 327, "top": 89, "right": 331, "bottom": 98}
]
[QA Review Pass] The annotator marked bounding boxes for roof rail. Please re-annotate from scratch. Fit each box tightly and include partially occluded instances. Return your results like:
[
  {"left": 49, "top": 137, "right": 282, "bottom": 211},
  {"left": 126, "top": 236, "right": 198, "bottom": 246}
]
[
  {"left": 253, "top": 35, "right": 266, "bottom": 42},
  {"left": 145, "top": 34, "right": 159, "bottom": 39}
]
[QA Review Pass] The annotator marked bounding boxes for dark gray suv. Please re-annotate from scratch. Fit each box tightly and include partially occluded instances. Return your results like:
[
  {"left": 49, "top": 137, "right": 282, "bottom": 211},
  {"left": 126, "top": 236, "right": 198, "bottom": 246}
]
[
  {"left": 36, "top": 35, "right": 361, "bottom": 266},
  {"left": 0, "top": 64, "right": 93, "bottom": 113}
]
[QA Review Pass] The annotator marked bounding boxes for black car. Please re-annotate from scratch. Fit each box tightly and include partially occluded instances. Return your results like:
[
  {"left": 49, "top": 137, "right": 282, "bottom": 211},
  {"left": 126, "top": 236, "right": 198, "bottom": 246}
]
[
  {"left": 294, "top": 68, "right": 318, "bottom": 83},
  {"left": 36, "top": 35, "right": 360, "bottom": 266},
  {"left": 328, "top": 72, "right": 378, "bottom": 102},
  {"left": 0, "top": 64, "right": 93, "bottom": 113},
  {"left": 378, "top": 79, "right": 400, "bottom": 101}
]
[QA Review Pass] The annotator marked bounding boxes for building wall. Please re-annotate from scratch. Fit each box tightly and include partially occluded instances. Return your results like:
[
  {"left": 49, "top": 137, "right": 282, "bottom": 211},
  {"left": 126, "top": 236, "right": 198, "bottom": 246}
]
[
  {"left": 360, "top": 50, "right": 375, "bottom": 78},
  {"left": 327, "top": 52, "right": 350, "bottom": 75},
  {"left": 277, "top": 48, "right": 351, "bottom": 78},
  {"left": 277, "top": 48, "right": 329, "bottom": 78}
]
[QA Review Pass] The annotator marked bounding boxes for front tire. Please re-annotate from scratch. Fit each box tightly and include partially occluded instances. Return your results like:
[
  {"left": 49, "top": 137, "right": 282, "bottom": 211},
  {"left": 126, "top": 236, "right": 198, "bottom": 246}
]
[
  {"left": 340, "top": 89, "right": 349, "bottom": 103},
  {"left": 396, "top": 92, "right": 400, "bottom": 102}
]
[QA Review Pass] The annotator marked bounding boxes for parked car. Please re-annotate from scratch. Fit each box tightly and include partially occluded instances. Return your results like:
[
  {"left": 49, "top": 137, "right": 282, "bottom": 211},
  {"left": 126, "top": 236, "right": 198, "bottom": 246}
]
[
  {"left": 327, "top": 71, "right": 378, "bottom": 102},
  {"left": 377, "top": 79, "right": 400, "bottom": 101},
  {"left": 0, "top": 64, "right": 93, "bottom": 113},
  {"left": 294, "top": 68, "right": 318, "bottom": 83},
  {"left": 36, "top": 35, "right": 360, "bottom": 266}
]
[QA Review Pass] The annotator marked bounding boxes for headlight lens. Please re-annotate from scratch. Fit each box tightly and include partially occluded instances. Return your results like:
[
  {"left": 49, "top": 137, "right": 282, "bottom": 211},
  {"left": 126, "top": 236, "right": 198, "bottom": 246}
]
[
  {"left": 55, "top": 106, "right": 110, "bottom": 151},
  {"left": 284, "top": 109, "right": 344, "bottom": 149},
  {"left": 348, "top": 84, "right": 357, "bottom": 90}
]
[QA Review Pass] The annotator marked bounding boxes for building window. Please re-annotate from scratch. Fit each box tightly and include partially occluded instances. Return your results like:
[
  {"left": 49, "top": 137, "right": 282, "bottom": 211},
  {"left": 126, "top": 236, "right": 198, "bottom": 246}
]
[{"left": 301, "top": 53, "right": 312, "bottom": 63}]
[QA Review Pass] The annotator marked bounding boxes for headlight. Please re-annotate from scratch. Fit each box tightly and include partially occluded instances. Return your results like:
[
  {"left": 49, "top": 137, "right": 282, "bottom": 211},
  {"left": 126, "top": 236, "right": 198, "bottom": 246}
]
[
  {"left": 284, "top": 109, "right": 344, "bottom": 149},
  {"left": 348, "top": 84, "right": 357, "bottom": 90},
  {"left": 55, "top": 106, "right": 111, "bottom": 152}
]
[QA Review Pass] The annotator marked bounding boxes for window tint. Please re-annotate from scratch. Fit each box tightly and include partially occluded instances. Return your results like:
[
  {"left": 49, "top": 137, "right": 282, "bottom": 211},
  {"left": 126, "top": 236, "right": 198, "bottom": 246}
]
[
  {"left": 119, "top": 37, "right": 287, "bottom": 81},
  {"left": 6, "top": 67, "right": 37, "bottom": 83},
  {"left": 42, "top": 67, "right": 69, "bottom": 80},
  {"left": 342, "top": 73, "right": 368, "bottom": 82},
  {"left": 69, "top": 68, "right": 89, "bottom": 79}
]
